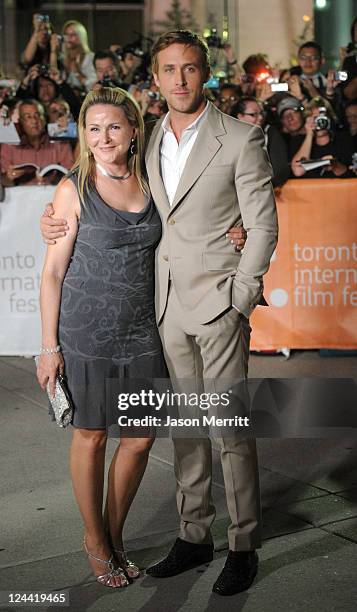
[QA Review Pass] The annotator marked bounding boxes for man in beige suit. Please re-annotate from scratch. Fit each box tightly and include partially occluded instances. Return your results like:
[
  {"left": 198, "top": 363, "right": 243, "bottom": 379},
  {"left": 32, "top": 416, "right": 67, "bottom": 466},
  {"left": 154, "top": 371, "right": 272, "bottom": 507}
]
[{"left": 143, "top": 31, "right": 278, "bottom": 596}]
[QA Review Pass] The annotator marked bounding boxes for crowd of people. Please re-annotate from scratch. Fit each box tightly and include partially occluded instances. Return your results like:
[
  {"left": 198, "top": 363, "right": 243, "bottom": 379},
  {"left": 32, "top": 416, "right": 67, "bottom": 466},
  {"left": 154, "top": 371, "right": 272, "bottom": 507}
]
[{"left": 1, "top": 13, "right": 357, "bottom": 187}]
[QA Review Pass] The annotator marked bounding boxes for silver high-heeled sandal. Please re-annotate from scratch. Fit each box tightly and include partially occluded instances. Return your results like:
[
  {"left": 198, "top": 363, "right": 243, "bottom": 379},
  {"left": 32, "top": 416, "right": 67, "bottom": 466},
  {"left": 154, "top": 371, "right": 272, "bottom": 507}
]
[
  {"left": 83, "top": 539, "right": 129, "bottom": 588},
  {"left": 114, "top": 549, "right": 140, "bottom": 579}
]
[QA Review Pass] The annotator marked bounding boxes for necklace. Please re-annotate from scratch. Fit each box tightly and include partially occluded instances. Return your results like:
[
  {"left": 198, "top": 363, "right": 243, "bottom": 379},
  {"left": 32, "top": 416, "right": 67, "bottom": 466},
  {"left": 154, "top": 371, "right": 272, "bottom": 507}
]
[{"left": 96, "top": 162, "right": 131, "bottom": 181}]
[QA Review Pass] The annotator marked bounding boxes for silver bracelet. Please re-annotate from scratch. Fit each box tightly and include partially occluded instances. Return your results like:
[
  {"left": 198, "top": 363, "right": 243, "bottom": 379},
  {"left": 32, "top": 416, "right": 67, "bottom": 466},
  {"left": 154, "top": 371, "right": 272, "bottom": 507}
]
[{"left": 40, "top": 345, "right": 61, "bottom": 354}]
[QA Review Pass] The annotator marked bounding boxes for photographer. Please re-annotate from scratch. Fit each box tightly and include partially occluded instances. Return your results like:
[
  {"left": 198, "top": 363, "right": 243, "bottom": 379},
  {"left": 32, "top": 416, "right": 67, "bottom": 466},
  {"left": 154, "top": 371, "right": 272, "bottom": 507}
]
[
  {"left": 92, "top": 50, "right": 124, "bottom": 90},
  {"left": 291, "top": 97, "right": 355, "bottom": 178},
  {"left": 47, "top": 98, "right": 71, "bottom": 125},
  {"left": 205, "top": 29, "right": 239, "bottom": 81},
  {"left": 16, "top": 66, "right": 80, "bottom": 120},
  {"left": 288, "top": 41, "right": 345, "bottom": 119},
  {"left": 232, "top": 96, "right": 290, "bottom": 186},
  {"left": 277, "top": 96, "right": 306, "bottom": 161},
  {"left": 217, "top": 84, "right": 240, "bottom": 115},
  {"left": 119, "top": 45, "right": 146, "bottom": 85},
  {"left": 21, "top": 13, "right": 60, "bottom": 73}
]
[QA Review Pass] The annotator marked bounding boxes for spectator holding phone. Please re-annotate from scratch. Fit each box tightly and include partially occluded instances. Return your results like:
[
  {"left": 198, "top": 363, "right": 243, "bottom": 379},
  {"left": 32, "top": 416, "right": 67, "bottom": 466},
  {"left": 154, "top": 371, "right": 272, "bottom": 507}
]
[
  {"left": 288, "top": 41, "right": 345, "bottom": 120},
  {"left": 290, "top": 42, "right": 327, "bottom": 99},
  {"left": 92, "top": 50, "right": 124, "bottom": 90},
  {"left": 21, "top": 13, "right": 60, "bottom": 73},
  {"left": 290, "top": 97, "right": 355, "bottom": 178}
]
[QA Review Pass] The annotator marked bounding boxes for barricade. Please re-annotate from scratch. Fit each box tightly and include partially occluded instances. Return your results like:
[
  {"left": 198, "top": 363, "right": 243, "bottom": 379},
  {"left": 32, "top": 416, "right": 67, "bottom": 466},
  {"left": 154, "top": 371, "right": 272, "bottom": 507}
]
[
  {"left": 251, "top": 179, "right": 357, "bottom": 350},
  {"left": 1, "top": 180, "right": 356, "bottom": 354}
]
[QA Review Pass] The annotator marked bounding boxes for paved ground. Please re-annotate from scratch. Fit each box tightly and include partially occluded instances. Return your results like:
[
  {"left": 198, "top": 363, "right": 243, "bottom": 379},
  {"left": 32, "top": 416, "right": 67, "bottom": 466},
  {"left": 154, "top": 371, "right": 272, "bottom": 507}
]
[{"left": 0, "top": 352, "right": 356, "bottom": 612}]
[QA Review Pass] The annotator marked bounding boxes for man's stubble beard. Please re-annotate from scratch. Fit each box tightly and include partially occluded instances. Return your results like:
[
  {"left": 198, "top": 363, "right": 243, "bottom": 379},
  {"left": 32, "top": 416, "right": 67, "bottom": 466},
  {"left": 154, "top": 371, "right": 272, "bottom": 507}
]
[{"left": 167, "top": 93, "right": 205, "bottom": 116}]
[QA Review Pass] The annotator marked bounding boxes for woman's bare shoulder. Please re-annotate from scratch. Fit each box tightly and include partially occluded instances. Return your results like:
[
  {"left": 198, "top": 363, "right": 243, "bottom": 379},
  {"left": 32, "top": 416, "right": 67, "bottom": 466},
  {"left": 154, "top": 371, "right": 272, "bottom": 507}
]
[{"left": 53, "top": 174, "right": 80, "bottom": 216}]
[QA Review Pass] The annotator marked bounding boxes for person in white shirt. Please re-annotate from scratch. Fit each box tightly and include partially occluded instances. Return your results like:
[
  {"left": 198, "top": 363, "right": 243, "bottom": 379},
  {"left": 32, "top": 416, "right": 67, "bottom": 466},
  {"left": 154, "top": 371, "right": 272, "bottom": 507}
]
[{"left": 62, "top": 20, "right": 97, "bottom": 92}]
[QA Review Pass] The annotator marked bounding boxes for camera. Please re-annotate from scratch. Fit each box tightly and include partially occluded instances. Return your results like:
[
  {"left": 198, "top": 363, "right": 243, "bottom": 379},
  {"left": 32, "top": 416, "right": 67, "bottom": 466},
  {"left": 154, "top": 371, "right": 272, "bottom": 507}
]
[
  {"left": 114, "top": 47, "right": 123, "bottom": 61},
  {"left": 314, "top": 107, "right": 331, "bottom": 131},
  {"left": 205, "top": 28, "right": 223, "bottom": 49},
  {"left": 97, "top": 75, "right": 122, "bottom": 88},
  {"left": 35, "top": 14, "right": 50, "bottom": 23},
  {"left": 123, "top": 45, "right": 144, "bottom": 59},
  {"left": 148, "top": 91, "right": 160, "bottom": 100},
  {"left": 138, "top": 81, "right": 151, "bottom": 90},
  {"left": 334, "top": 71, "right": 348, "bottom": 81},
  {"left": 39, "top": 64, "right": 50, "bottom": 76},
  {"left": 267, "top": 77, "right": 288, "bottom": 92}
]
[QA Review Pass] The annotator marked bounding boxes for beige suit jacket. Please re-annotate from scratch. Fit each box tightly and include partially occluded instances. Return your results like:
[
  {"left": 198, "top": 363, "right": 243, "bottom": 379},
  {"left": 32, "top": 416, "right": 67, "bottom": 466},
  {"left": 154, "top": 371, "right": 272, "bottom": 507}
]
[{"left": 145, "top": 102, "right": 278, "bottom": 323}]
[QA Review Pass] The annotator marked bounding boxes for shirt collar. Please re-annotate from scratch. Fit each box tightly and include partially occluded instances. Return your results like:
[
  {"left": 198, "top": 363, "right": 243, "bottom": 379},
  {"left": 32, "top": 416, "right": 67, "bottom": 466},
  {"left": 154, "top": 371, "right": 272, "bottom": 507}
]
[
  {"left": 300, "top": 72, "right": 324, "bottom": 80},
  {"left": 20, "top": 132, "right": 49, "bottom": 148},
  {"left": 162, "top": 100, "right": 210, "bottom": 135}
]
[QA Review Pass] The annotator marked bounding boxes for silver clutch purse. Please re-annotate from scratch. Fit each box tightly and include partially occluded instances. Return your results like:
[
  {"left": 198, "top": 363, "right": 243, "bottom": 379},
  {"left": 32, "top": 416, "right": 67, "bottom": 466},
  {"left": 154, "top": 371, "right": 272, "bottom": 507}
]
[
  {"left": 47, "top": 373, "right": 73, "bottom": 427},
  {"left": 35, "top": 357, "right": 73, "bottom": 427}
]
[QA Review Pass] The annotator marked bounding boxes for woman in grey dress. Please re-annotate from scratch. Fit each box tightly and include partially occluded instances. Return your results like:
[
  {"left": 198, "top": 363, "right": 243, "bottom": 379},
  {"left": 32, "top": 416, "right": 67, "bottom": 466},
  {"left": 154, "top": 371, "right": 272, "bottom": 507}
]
[{"left": 36, "top": 87, "right": 167, "bottom": 588}]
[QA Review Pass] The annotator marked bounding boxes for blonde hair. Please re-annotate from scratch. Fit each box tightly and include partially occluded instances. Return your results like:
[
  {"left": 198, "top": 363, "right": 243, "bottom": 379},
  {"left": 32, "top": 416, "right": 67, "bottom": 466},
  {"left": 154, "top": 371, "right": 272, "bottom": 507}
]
[
  {"left": 306, "top": 96, "right": 337, "bottom": 125},
  {"left": 62, "top": 20, "right": 91, "bottom": 59},
  {"left": 72, "top": 87, "right": 148, "bottom": 202}
]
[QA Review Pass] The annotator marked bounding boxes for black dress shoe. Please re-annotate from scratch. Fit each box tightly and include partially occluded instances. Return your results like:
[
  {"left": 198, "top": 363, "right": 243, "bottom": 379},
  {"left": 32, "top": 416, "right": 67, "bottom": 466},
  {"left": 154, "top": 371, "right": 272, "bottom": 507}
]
[
  {"left": 212, "top": 550, "right": 258, "bottom": 596},
  {"left": 146, "top": 537, "right": 214, "bottom": 578}
]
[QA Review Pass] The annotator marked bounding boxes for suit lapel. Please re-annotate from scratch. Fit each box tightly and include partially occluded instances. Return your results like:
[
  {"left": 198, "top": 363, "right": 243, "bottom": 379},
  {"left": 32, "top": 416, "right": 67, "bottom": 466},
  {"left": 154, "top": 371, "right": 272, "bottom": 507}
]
[
  {"left": 145, "top": 104, "right": 227, "bottom": 216},
  {"left": 145, "top": 117, "right": 170, "bottom": 213},
  {"left": 170, "top": 104, "right": 226, "bottom": 213}
]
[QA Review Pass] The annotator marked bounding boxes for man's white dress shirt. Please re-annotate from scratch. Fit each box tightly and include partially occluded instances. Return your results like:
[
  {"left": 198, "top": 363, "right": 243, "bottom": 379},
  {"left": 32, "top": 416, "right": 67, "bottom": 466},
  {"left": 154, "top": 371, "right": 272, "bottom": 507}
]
[{"left": 160, "top": 101, "right": 210, "bottom": 206}]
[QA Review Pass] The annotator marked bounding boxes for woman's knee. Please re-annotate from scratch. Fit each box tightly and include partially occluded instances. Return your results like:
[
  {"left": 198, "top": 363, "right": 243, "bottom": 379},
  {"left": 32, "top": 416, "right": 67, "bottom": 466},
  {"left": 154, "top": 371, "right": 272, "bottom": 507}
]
[
  {"left": 120, "top": 435, "right": 155, "bottom": 455},
  {"left": 72, "top": 428, "right": 107, "bottom": 452}
]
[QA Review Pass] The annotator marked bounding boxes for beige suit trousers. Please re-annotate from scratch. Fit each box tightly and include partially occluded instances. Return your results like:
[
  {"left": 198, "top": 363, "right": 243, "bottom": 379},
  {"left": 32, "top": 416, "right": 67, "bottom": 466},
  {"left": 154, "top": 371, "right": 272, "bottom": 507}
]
[{"left": 160, "top": 285, "right": 262, "bottom": 551}]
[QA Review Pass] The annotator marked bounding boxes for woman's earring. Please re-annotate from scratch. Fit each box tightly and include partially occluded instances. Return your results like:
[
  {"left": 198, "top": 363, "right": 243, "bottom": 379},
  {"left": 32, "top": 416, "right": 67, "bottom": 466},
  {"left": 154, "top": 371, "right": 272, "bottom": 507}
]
[{"left": 130, "top": 138, "right": 137, "bottom": 155}]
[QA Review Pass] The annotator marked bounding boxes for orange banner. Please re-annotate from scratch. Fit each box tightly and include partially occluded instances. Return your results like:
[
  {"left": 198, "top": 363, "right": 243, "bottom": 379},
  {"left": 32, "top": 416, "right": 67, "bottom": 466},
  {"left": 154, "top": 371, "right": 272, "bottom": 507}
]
[{"left": 250, "top": 178, "right": 357, "bottom": 350}]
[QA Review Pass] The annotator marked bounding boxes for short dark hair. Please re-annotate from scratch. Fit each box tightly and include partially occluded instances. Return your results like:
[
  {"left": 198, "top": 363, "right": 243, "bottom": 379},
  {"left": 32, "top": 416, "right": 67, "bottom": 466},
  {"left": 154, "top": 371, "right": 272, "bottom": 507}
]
[
  {"left": 231, "top": 96, "right": 259, "bottom": 118},
  {"left": 151, "top": 29, "right": 210, "bottom": 75},
  {"left": 33, "top": 74, "right": 58, "bottom": 100},
  {"left": 242, "top": 54, "right": 269, "bottom": 76},
  {"left": 219, "top": 84, "right": 240, "bottom": 94},
  {"left": 298, "top": 41, "right": 323, "bottom": 58},
  {"left": 93, "top": 49, "right": 119, "bottom": 67}
]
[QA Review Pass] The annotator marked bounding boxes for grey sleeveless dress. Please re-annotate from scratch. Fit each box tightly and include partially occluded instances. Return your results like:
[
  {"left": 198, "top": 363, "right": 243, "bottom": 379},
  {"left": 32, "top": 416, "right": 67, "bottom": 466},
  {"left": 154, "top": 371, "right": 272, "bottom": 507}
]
[{"left": 57, "top": 173, "right": 167, "bottom": 429}]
